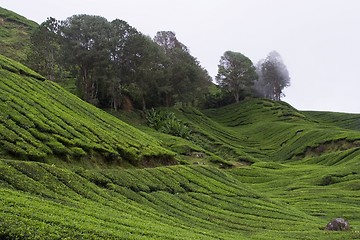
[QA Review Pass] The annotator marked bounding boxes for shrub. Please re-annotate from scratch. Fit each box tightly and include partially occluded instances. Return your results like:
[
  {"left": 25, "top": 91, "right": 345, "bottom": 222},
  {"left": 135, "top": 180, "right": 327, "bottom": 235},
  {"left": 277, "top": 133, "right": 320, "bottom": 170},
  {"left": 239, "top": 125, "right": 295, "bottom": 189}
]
[{"left": 145, "top": 109, "right": 191, "bottom": 139}]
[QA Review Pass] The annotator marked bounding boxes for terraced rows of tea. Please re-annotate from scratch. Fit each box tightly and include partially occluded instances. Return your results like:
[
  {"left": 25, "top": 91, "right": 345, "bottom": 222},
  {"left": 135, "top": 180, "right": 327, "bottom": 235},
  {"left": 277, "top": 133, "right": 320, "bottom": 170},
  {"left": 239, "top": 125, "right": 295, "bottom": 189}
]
[
  {"left": 2, "top": 158, "right": 360, "bottom": 239},
  {"left": 2, "top": 159, "right": 358, "bottom": 240},
  {"left": 202, "top": 100, "right": 360, "bottom": 163},
  {"left": 0, "top": 55, "right": 173, "bottom": 165},
  {"left": 2, "top": 54, "right": 360, "bottom": 239}
]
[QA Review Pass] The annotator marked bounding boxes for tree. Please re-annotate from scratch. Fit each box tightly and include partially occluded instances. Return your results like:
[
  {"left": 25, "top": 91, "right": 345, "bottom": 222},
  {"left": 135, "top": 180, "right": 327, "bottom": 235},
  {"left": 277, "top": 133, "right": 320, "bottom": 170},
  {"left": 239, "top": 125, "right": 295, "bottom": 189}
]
[
  {"left": 154, "top": 31, "right": 188, "bottom": 106},
  {"left": 105, "top": 19, "right": 138, "bottom": 110},
  {"left": 60, "top": 15, "right": 111, "bottom": 104},
  {"left": 154, "top": 31, "right": 211, "bottom": 106},
  {"left": 256, "top": 51, "right": 290, "bottom": 101},
  {"left": 123, "top": 34, "right": 168, "bottom": 110},
  {"left": 27, "top": 17, "right": 63, "bottom": 81},
  {"left": 216, "top": 51, "right": 257, "bottom": 103}
]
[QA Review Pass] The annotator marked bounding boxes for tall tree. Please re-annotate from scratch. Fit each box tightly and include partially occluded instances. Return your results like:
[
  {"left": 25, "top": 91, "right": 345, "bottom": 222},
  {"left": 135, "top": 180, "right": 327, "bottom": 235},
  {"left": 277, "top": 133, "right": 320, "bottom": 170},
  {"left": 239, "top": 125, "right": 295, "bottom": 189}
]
[
  {"left": 216, "top": 51, "right": 257, "bottom": 103},
  {"left": 154, "top": 31, "right": 211, "bottom": 106},
  {"left": 123, "top": 34, "right": 168, "bottom": 110},
  {"left": 60, "top": 15, "right": 111, "bottom": 104},
  {"left": 27, "top": 17, "right": 63, "bottom": 81},
  {"left": 256, "top": 51, "right": 290, "bottom": 101},
  {"left": 104, "top": 19, "right": 138, "bottom": 110},
  {"left": 154, "top": 31, "right": 184, "bottom": 106}
]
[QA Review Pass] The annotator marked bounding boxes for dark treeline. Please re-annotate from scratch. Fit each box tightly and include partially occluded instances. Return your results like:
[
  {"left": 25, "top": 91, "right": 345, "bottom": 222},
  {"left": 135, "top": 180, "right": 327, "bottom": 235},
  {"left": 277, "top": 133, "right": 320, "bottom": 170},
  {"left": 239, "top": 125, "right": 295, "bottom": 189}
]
[
  {"left": 26, "top": 14, "right": 290, "bottom": 110},
  {"left": 27, "top": 15, "right": 211, "bottom": 110}
]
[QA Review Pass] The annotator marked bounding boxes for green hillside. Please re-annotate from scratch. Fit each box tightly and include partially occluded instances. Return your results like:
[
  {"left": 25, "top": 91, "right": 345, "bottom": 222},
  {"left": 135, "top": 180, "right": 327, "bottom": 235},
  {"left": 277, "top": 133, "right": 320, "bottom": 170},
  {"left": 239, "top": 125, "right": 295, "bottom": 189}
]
[
  {"left": 202, "top": 99, "right": 360, "bottom": 163},
  {"left": 0, "top": 7, "right": 37, "bottom": 62},
  {"left": 304, "top": 111, "right": 360, "bottom": 132},
  {"left": 0, "top": 54, "right": 174, "bottom": 166},
  {"left": 2, "top": 55, "right": 360, "bottom": 238}
]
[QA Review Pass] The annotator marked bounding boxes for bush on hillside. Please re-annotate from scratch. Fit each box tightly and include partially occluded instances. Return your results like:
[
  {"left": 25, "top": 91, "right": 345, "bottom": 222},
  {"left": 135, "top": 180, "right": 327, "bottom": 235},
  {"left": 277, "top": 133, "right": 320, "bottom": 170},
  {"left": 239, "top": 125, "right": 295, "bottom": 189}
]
[{"left": 145, "top": 108, "right": 191, "bottom": 139}]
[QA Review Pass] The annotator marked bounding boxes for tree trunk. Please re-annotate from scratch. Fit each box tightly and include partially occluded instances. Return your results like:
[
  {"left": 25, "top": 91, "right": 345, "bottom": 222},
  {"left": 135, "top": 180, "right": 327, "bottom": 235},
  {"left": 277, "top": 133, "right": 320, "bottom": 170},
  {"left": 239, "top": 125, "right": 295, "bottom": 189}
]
[
  {"left": 82, "top": 67, "right": 89, "bottom": 101},
  {"left": 234, "top": 92, "right": 240, "bottom": 103},
  {"left": 142, "top": 95, "right": 146, "bottom": 111},
  {"left": 165, "top": 93, "right": 170, "bottom": 107}
]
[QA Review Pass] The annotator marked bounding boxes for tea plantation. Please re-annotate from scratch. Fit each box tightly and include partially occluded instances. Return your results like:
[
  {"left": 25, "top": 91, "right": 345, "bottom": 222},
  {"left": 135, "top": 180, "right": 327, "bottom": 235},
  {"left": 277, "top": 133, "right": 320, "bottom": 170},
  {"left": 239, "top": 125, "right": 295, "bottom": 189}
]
[
  {"left": 0, "top": 55, "right": 174, "bottom": 166},
  {"left": 1, "top": 54, "right": 360, "bottom": 239},
  {"left": 0, "top": 7, "right": 37, "bottom": 63}
]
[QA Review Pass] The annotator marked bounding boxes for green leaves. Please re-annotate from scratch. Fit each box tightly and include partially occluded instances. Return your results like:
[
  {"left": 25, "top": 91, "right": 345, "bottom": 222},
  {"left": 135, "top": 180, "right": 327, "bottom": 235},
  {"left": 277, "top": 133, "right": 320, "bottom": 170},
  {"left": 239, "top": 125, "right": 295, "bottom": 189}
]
[
  {"left": 27, "top": 16, "right": 211, "bottom": 110},
  {"left": 154, "top": 31, "right": 212, "bottom": 107},
  {"left": 26, "top": 17, "right": 63, "bottom": 82},
  {"left": 146, "top": 108, "right": 191, "bottom": 139},
  {"left": 3, "top": 159, "right": 351, "bottom": 239},
  {"left": 216, "top": 51, "right": 257, "bottom": 103}
]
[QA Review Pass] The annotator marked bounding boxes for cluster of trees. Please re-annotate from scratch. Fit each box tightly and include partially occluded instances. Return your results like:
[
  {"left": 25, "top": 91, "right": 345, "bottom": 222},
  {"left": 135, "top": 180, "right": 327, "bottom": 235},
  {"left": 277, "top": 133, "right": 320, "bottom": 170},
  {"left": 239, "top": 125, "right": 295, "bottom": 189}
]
[
  {"left": 215, "top": 51, "right": 290, "bottom": 104},
  {"left": 27, "top": 15, "right": 211, "bottom": 110},
  {"left": 27, "top": 14, "right": 290, "bottom": 110}
]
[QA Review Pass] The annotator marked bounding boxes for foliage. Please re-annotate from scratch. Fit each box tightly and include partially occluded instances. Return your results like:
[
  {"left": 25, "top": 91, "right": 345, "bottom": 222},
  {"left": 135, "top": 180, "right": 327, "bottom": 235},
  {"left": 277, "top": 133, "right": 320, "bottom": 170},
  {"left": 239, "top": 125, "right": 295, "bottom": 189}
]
[
  {"left": 105, "top": 19, "right": 138, "bottom": 111},
  {"left": 1, "top": 158, "right": 360, "bottom": 239},
  {"left": 26, "top": 17, "right": 64, "bottom": 82},
  {"left": 154, "top": 31, "right": 212, "bottom": 107},
  {"left": 216, "top": 51, "right": 258, "bottom": 103},
  {"left": 255, "top": 51, "right": 290, "bottom": 100},
  {"left": 0, "top": 54, "right": 45, "bottom": 80},
  {"left": 122, "top": 34, "right": 168, "bottom": 110},
  {"left": 60, "top": 14, "right": 112, "bottom": 104},
  {"left": 146, "top": 108, "right": 191, "bottom": 139},
  {"left": 203, "top": 84, "right": 235, "bottom": 108},
  {"left": 27, "top": 18, "right": 211, "bottom": 110}
]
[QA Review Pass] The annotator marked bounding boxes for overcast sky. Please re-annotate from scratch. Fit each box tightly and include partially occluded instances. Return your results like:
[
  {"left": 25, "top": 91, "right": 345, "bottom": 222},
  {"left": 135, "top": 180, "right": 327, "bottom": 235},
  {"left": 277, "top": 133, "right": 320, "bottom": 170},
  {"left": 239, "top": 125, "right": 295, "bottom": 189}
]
[{"left": 1, "top": 0, "right": 360, "bottom": 113}]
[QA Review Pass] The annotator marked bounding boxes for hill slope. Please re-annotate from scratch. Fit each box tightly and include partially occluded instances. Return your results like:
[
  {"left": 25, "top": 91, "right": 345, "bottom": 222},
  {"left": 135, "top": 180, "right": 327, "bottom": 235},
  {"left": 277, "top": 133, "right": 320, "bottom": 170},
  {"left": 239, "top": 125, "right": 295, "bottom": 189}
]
[
  {"left": 1, "top": 159, "right": 345, "bottom": 240},
  {"left": 304, "top": 110, "right": 360, "bottom": 132},
  {"left": 0, "top": 7, "right": 37, "bottom": 62},
  {"left": 109, "top": 99, "right": 360, "bottom": 238},
  {"left": 202, "top": 99, "right": 360, "bottom": 163},
  {"left": 1, "top": 55, "right": 360, "bottom": 238},
  {"left": 132, "top": 100, "right": 360, "bottom": 167},
  {"left": 0, "top": 54, "right": 174, "bottom": 166}
]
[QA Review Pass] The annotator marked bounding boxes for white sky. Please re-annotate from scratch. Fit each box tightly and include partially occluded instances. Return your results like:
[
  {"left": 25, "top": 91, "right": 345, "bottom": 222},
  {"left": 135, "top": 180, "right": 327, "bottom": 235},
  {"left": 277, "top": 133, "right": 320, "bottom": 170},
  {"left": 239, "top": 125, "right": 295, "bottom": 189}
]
[{"left": 1, "top": 0, "right": 360, "bottom": 113}]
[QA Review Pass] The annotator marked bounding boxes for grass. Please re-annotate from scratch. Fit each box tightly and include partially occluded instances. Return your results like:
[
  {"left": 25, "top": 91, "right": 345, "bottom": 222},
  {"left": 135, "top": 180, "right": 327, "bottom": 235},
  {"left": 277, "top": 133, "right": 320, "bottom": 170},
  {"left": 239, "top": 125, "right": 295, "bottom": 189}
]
[{"left": 2, "top": 55, "right": 360, "bottom": 238}]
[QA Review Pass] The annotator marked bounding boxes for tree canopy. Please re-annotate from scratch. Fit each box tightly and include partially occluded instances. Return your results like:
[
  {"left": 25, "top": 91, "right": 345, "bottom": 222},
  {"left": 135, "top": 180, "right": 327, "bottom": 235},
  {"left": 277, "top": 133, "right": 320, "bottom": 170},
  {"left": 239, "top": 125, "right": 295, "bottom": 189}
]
[
  {"left": 27, "top": 14, "right": 291, "bottom": 110},
  {"left": 27, "top": 16, "right": 211, "bottom": 110},
  {"left": 154, "top": 31, "right": 212, "bottom": 107},
  {"left": 215, "top": 51, "right": 257, "bottom": 103},
  {"left": 26, "top": 17, "right": 63, "bottom": 82},
  {"left": 255, "top": 51, "right": 290, "bottom": 101}
]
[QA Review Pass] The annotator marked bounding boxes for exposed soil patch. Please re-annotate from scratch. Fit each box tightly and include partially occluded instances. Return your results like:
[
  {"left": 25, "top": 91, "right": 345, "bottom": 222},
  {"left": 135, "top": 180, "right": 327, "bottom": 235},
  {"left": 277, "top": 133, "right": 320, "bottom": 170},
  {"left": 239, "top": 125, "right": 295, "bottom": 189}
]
[
  {"left": 304, "top": 139, "right": 360, "bottom": 157},
  {"left": 136, "top": 156, "right": 178, "bottom": 168}
]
